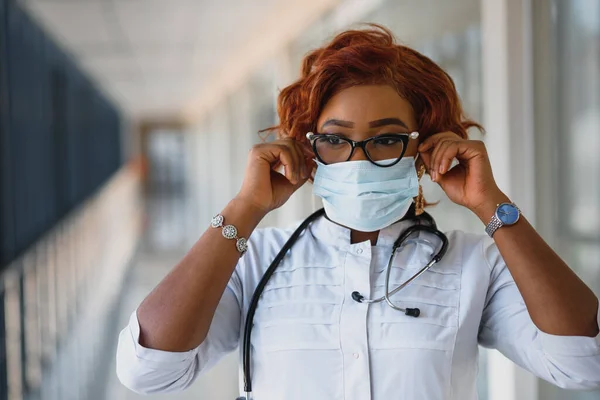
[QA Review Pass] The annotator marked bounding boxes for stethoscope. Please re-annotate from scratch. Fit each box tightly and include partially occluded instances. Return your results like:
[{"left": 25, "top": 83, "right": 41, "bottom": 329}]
[{"left": 236, "top": 205, "right": 449, "bottom": 400}]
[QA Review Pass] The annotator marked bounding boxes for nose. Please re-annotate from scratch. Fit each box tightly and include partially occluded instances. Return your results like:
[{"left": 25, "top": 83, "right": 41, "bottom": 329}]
[{"left": 348, "top": 146, "right": 369, "bottom": 162}]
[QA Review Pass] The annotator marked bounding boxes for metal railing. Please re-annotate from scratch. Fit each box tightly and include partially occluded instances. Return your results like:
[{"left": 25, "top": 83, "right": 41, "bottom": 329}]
[{"left": 0, "top": 167, "right": 142, "bottom": 400}]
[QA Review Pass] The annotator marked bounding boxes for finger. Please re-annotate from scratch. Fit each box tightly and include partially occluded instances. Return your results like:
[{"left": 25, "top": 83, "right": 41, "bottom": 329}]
[
  {"left": 275, "top": 147, "right": 297, "bottom": 184},
  {"left": 428, "top": 141, "right": 444, "bottom": 182},
  {"left": 284, "top": 150, "right": 313, "bottom": 189},
  {"left": 432, "top": 139, "right": 453, "bottom": 174},
  {"left": 430, "top": 138, "right": 454, "bottom": 178},
  {"left": 288, "top": 140, "right": 310, "bottom": 180},
  {"left": 437, "top": 142, "right": 460, "bottom": 174},
  {"left": 277, "top": 141, "right": 302, "bottom": 183},
  {"left": 435, "top": 162, "right": 466, "bottom": 191},
  {"left": 291, "top": 141, "right": 310, "bottom": 179},
  {"left": 418, "top": 131, "right": 460, "bottom": 152},
  {"left": 418, "top": 134, "right": 442, "bottom": 152}
]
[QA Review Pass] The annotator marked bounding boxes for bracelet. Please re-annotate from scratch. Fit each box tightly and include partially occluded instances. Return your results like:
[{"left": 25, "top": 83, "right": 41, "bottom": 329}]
[{"left": 211, "top": 214, "right": 249, "bottom": 255}]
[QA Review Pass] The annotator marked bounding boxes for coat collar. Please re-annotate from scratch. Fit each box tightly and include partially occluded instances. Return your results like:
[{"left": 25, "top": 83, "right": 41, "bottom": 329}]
[{"left": 308, "top": 210, "right": 422, "bottom": 248}]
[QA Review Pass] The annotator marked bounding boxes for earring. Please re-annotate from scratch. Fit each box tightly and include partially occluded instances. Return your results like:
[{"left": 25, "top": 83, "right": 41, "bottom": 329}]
[{"left": 414, "top": 164, "right": 426, "bottom": 216}]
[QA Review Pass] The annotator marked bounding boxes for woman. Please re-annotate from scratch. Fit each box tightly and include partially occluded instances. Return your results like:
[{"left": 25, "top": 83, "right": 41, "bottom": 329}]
[{"left": 116, "top": 25, "right": 600, "bottom": 399}]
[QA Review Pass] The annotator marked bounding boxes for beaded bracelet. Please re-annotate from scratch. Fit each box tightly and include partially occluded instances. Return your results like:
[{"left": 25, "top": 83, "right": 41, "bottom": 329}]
[{"left": 210, "top": 214, "right": 249, "bottom": 255}]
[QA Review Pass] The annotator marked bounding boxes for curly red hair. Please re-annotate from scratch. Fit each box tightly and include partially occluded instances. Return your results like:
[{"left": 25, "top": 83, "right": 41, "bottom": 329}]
[{"left": 269, "top": 24, "right": 481, "bottom": 147}]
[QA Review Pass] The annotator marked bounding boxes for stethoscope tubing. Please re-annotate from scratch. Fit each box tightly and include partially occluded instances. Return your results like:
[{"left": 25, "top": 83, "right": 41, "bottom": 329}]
[
  {"left": 241, "top": 208, "right": 326, "bottom": 396},
  {"left": 239, "top": 208, "right": 448, "bottom": 399}
]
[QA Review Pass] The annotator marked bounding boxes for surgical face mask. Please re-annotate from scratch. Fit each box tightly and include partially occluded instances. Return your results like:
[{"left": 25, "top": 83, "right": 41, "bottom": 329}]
[{"left": 313, "top": 157, "right": 419, "bottom": 232}]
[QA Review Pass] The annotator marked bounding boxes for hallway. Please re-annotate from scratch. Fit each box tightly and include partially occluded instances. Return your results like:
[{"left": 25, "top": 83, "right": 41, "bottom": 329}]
[
  {"left": 1, "top": 0, "right": 599, "bottom": 399},
  {"left": 104, "top": 196, "right": 239, "bottom": 400}
]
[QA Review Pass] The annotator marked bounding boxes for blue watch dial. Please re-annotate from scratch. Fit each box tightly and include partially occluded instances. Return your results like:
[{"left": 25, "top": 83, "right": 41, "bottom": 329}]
[{"left": 496, "top": 203, "right": 520, "bottom": 225}]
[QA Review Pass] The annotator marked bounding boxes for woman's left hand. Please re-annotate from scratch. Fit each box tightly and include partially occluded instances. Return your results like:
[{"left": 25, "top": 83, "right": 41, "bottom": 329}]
[{"left": 418, "top": 132, "right": 507, "bottom": 217}]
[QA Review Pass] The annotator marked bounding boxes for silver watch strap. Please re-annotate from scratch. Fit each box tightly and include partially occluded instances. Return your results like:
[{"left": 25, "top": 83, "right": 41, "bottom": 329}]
[
  {"left": 485, "top": 214, "right": 504, "bottom": 237},
  {"left": 211, "top": 214, "right": 249, "bottom": 255}
]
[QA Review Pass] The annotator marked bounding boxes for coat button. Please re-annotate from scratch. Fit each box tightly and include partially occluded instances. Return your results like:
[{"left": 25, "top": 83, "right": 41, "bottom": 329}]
[
  {"left": 356, "top": 248, "right": 363, "bottom": 254},
  {"left": 353, "top": 353, "right": 360, "bottom": 359}
]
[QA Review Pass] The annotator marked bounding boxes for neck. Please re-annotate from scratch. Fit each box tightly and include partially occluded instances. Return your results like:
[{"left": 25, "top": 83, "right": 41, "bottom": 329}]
[{"left": 351, "top": 229, "right": 379, "bottom": 245}]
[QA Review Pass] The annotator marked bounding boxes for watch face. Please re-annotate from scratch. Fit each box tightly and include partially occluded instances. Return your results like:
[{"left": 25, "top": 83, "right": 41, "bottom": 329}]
[{"left": 496, "top": 203, "right": 520, "bottom": 225}]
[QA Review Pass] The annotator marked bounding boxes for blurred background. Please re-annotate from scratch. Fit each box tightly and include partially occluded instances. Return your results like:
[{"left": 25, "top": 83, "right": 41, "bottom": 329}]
[{"left": 0, "top": 0, "right": 598, "bottom": 399}]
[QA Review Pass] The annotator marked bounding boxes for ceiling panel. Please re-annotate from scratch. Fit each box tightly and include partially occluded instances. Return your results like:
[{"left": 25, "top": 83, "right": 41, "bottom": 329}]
[
  {"left": 22, "top": 0, "right": 116, "bottom": 47},
  {"left": 82, "top": 54, "right": 137, "bottom": 72},
  {"left": 19, "top": 0, "right": 336, "bottom": 120},
  {"left": 115, "top": 0, "right": 190, "bottom": 45},
  {"left": 20, "top": 0, "right": 478, "bottom": 122}
]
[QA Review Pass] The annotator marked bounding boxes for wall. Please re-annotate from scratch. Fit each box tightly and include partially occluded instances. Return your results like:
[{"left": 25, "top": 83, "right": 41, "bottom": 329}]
[
  {"left": 533, "top": 0, "right": 600, "bottom": 399},
  {"left": 0, "top": 0, "right": 123, "bottom": 270},
  {"left": 0, "top": 1, "right": 138, "bottom": 399},
  {"left": 184, "top": 1, "right": 600, "bottom": 399}
]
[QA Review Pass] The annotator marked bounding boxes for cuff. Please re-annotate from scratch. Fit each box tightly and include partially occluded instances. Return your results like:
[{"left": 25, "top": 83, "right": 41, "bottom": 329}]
[
  {"left": 537, "top": 307, "right": 600, "bottom": 357},
  {"left": 128, "top": 310, "right": 198, "bottom": 364}
]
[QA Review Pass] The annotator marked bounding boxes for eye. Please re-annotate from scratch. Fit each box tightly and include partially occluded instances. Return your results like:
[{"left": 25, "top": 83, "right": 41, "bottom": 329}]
[
  {"left": 372, "top": 136, "right": 401, "bottom": 146},
  {"left": 324, "top": 136, "right": 344, "bottom": 145}
]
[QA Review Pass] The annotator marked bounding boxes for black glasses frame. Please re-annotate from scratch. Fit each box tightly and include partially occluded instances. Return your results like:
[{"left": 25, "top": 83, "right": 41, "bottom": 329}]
[{"left": 306, "top": 132, "right": 412, "bottom": 167}]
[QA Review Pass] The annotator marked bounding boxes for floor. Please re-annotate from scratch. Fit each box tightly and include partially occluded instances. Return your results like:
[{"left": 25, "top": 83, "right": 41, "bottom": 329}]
[{"left": 104, "top": 249, "right": 239, "bottom": 400}]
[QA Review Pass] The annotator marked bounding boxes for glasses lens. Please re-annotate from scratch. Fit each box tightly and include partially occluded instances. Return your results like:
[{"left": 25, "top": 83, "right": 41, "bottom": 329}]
[
  {"left": 365, "top": 136, "right": 405, "bottom": 166},
  {"left": 314, "top": 136, "right": 352, "bottom": 164}
]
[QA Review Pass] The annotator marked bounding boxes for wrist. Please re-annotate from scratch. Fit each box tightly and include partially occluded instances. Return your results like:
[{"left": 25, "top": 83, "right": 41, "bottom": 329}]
[
  {"left": 471, "top": 190, "right": 511, "bottom": 224},
  {"left": 228, "top": 196, "right": 269, "bottom": 223}
]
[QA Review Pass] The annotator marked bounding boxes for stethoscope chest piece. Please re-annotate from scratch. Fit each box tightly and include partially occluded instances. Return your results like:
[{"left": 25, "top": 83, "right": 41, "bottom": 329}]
[{"left": 349, "top": 224, "right": 448, "bottom": 318}]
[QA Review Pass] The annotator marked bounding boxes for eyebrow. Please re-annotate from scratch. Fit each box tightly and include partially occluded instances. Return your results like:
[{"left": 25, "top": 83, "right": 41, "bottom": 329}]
[
  {"left": 320, "top": 119, "right": 354, "bottom": 129},
  {"left": 368, "top": 118, "right": 409, "bottom": 129},
  {"left": 320, "top": 117, "right": 409, "bottom": 130}
]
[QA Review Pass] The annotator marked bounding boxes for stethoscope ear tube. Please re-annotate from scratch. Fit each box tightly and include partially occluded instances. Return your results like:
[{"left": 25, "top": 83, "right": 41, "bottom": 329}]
[
  {"left": 354, "top": 221, "right": 449, "bottom": 318},
  {"left": 241, "top": 208, "right": 326, "bottom": 395}
]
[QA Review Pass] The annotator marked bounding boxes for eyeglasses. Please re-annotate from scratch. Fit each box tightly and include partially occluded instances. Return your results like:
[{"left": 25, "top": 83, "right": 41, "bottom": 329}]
[{"left": 306, "top": 131, "right": 419, "bottom": 167}]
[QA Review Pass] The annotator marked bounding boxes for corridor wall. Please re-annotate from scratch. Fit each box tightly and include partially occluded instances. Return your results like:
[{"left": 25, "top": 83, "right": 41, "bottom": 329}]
[
  {"left": 0, "top": 1, "right": 130, "bottom": 399},
  {"left": 0, "top": 0, "right": 122, "bottom": 269}
]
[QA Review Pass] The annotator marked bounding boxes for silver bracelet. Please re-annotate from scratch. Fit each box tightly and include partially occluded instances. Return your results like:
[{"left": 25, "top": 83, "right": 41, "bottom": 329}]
[{"left": 211, "top": 214, "right": 249, "bottom": 255}]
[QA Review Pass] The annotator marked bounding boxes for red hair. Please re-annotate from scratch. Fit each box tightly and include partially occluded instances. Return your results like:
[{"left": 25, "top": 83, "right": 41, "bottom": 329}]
[{"left": 269, "top": 24, "right": 481, "bottom": 148}]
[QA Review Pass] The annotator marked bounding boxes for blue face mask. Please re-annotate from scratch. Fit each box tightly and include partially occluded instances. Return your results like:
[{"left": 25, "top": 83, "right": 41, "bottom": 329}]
[{"left": 313, "top": 157, "right": 419, "bottom": 232}]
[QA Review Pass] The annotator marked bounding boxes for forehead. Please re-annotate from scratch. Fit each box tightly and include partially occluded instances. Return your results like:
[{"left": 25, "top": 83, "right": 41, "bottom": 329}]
[{"left": 317, "top": 85, "right": 416, "bottom": 128}]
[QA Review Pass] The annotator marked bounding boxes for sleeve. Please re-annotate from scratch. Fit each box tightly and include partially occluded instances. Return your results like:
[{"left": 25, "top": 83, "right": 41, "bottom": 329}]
[
  {"left": 115, "top": 270, "right": 243, "bottom": 394},
  {"left": 477, "top": 237, "right": 600, "bottom": 390}
]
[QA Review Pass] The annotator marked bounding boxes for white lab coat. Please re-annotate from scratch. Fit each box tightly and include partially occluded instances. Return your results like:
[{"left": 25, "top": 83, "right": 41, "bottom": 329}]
[{"left": 116, "top": 215, "right": 600, "bottom": 399}]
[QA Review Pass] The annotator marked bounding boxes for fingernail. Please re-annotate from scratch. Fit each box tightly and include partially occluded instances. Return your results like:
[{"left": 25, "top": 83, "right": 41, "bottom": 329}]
[{"left": 439, "top": 163, "right": 445, "bottom": 174}]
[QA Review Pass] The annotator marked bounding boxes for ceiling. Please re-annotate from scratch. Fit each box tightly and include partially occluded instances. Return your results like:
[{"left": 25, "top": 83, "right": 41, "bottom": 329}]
[
  {"left": 19, "top": 0, "right": 338, "bottom": 122},
  {"left": 19, "top": 0, "right": 479, "bottom": 123}
]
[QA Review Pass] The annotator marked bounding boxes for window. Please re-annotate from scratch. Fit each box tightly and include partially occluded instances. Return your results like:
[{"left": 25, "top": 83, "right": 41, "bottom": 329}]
[{"left": 534, "top": 0, "right": 600, "bottom": 398}]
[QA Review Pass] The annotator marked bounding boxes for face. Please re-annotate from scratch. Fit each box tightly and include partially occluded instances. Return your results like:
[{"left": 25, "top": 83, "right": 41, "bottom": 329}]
[{"left": 315, "top": 85, "right": 419, "bottom": 163}]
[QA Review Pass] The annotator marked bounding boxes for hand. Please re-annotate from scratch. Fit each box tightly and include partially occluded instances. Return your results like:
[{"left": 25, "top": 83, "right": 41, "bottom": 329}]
[
  {"left": 236, "top": 139, "right": 314, "bottom": 215},
  {"left": 418, "top": 132, "right": 508, "bottom": 218}
]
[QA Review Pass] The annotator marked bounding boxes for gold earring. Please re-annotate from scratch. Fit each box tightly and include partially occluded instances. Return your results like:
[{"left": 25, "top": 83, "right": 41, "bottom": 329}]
[{"left": 414, "top": 164, "right": 426, "bottom": 216}]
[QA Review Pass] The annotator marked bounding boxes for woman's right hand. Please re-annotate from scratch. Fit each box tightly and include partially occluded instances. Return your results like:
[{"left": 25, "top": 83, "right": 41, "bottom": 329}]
[{"left": 236, "top": 139, "right": 314, "bottom": 214}]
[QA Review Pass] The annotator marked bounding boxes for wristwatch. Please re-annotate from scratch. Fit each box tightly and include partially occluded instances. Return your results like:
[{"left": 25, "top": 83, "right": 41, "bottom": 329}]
[{"left": 485, "top": 203, "right": 521, "bottom": 237}]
